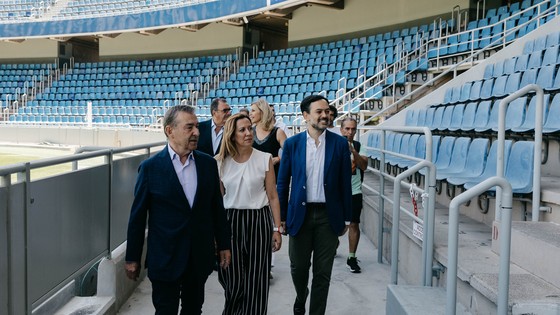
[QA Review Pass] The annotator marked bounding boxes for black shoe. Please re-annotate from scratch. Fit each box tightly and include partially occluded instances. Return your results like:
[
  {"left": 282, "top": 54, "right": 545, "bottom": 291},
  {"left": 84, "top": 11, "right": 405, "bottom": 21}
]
[
  {"left": 347, "top": 257, "right": 362, "bottom": 273},
  {"left": 293, "top": 303, "right": 305, "bottom": 315}
]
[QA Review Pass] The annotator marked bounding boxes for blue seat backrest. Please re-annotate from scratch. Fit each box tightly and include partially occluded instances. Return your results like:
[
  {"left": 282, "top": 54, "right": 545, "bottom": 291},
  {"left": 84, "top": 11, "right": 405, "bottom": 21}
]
[
  {"left": 536, "top": 65, "right": 555, "bottom": 90},
  {"left": 463, "top": 138, "right": 490, "bottom": 174},
  {"left": 469, "top": 81, "right": 483, "bottom": 100},
  {"left": 520, "top": 68, "right": 538, "bottom": 88},
  {"left": 504, "top": 72, "right": 521, "bottom": 94},
  {"left": 416, "top": 108, "right": 428, "bottom": 126},
  {"left": 492, "top": 75, "right": 508, "bottom": 97},
  {"left": 527, "top": 50, "right": 543, "bottom": 69},
  {"left": 542, "top": 45, "right": 559, "bottom": 66},
  {"left": 505, "top": 141, "right": 535, "bottom": 193},
  {"left": 514, "top": 54, "right": 529, "bottom": 72},
  {"left": 493, "top": 96, "right": 527, "bottom": 131},
  {"left": 449, "top": 104, "right": 466, "bottom": 131},
  {"left": 503, "top": 57, "right": 517, "bottom": 75},
  {"left": 512, "top": 94, "right": 550, "bottom": 132},
  {"left": 473, "top": 100, "right": 492, "bottom": 131},
  {"left": 434, "top": 136, "right": 456, "bottom": 169},
  {"left": 424, "top": 107, "right": 437, "bottom": 127},
  {"left": 543, "top": 93, "right": 560, "bottom": 133},
  {"left": 460, "top": 102, "right": 478, "bottom": 131},
  {"left": 439, "top": 106, "right": 455, "bottom": 130},
  {"left": 480, "top": 78, "right": 494, "bottom": 99},
  {"left": 438, "top": 137, "right": 472, "bottom": 174},
  {"left": 430, "top": 106, "right": 446, "bottom": 130},
  {"left": 459, "top": 82, "right": 472, "bottom": 102}
]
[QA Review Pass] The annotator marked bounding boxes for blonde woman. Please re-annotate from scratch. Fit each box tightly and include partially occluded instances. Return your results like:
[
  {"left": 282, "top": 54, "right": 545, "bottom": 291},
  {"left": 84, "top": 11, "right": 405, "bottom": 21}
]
[
  {"left": 215, "top": 113, "right": 283, "bottom": 315},
  {"left": 250, "top": 98, "right": 287, "bottom": 179}
]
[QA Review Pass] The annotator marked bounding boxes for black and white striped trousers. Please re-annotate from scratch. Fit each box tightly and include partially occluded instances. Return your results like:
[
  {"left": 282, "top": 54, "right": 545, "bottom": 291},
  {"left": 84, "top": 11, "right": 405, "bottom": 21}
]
[{"left": 218, "top": 206, "right": 274, "bottom": 315}]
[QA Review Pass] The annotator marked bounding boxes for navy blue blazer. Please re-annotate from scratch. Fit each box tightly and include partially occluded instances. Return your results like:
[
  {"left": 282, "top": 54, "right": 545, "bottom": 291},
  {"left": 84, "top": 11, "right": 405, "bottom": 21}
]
[
  {"left": 277, "top": 130, "right": 352, "bottom": 236},
  {"left": 197, "top": 119, "right": 221, "bottom": 156},
  {"left": 125, "top": 147, "right": 231, "bottom": 282}
]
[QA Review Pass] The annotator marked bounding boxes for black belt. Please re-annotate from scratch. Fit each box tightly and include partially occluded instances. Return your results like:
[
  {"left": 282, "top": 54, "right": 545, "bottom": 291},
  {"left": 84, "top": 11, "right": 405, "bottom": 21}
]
[{"left": 306, "top": 202, "right": 326, "bottom": 209}]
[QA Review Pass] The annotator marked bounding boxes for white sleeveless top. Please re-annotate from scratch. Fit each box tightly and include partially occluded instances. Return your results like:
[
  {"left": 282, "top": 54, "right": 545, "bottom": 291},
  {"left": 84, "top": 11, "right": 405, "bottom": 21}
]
[{"left": 218, "top": 148, "right": 272, "bottom": 209}]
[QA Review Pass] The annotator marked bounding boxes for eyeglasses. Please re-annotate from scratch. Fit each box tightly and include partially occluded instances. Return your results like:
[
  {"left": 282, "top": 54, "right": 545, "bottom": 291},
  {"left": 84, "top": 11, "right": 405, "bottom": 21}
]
[{"left": 216, "top": 108, "right": 232, "bottom": 113}]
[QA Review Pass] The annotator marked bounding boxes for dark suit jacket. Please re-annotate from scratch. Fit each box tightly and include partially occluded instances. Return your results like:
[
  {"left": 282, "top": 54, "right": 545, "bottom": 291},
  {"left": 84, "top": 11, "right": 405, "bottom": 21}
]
[
  {"left": 125, "top": 147, "right": 231, "bottom": 281},
  {"left": 277, "top": 130, "right": 352, "bottom": 236},
  {"left": 197, "top": 119, "right": 221, "bottom": 156}
]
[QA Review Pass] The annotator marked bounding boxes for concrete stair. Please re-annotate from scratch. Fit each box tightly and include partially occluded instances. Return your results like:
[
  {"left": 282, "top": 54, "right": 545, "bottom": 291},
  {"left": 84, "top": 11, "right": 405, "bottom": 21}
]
[
  {"left": 361, "top": 171, "right": 560, "bottom": 314},
  {"left": 510, "top": 221, "right": 560, "bottom": 291}
]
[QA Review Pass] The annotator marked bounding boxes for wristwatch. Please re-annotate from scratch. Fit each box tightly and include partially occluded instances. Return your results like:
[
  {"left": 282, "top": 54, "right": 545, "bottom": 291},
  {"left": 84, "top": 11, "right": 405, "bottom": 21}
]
[{"left": 273, "top": 226, "right": 284, "bottom": 234}]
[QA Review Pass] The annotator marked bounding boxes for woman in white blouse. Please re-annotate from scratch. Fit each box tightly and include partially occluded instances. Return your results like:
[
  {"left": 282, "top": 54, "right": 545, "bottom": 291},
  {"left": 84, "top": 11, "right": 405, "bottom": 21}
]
[{"left": 215, "top": 113, "right": 283, "bottom": 315}]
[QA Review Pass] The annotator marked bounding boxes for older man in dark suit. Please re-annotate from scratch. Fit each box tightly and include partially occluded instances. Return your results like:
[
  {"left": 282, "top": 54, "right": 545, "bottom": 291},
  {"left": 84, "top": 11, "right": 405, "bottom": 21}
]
[
  {"left": 125, "top": 105, "right": 231, "bottom": 315},
  {"left": 277, "top": 95, "right": 352, "bottom": 315},
  {"left": 197, "top": 98, "right": 232, "bottom": 156}
]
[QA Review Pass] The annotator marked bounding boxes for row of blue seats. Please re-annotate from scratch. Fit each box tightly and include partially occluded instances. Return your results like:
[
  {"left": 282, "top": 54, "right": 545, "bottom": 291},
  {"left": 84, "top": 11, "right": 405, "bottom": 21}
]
[
  {"left": 53, "top": 78, "right": 197, "bottom": 88},
  {"left": 442, "top": 64, "right": 560, "bottom": 105},
  {"left": 72, "top": 63, "right": 228, "bottom": 73},
  {"left": 74, "top": 55, "right": 233, "bottom": 68},
  {"left": 483, "top": 47, "right": 560, "bottom": 80},
  {"left": 10, "top": 114, "right": 157, "bottom": 125},
  {"left": 366, "top": 132, "right": 535, "bottom": 193},
  {"left": 46, "top": 83, "right": 190, "bottom": 94},
  {"left": 409, "top": 93, "right": 560, "bottom": 133}
]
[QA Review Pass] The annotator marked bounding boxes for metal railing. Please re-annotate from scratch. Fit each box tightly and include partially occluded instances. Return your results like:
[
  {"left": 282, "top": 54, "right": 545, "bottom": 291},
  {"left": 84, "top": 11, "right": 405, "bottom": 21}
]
[
  {"left": 0, "top": 141, "right": 166, "bottom": 315},
  {"left": 360, "top": 126, "right": 436, "bottom": 286},
  {"left": 496, "top": 84, "right": 546, "bottom": 221},
  {"left": 446, "top": 177, "right": 513, "bottom": 315},
  {"left": 334, "top": 0, "right": 559, "bottom": 126}
]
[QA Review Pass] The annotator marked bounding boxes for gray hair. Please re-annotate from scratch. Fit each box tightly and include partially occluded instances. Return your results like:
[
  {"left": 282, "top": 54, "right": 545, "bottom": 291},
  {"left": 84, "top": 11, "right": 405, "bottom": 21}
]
[{"left": 163, "top": 105, "right": 196, "bottom": 137}]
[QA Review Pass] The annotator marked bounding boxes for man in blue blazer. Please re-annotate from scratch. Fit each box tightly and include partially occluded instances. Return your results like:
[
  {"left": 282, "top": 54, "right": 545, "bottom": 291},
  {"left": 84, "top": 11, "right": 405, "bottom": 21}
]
[
  {"left": 125, "top": 105, "right": 231, "bottom": 315},
  {"left": 197, "top": 97, "right": 232, "bottom": 156},
  {"left": 277, "top": 95, "right": 352, "bottom": 315}
]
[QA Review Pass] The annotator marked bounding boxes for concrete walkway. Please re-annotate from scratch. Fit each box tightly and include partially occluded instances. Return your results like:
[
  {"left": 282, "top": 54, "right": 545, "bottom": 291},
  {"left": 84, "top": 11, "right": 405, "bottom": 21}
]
[{"left": 117, "top": 232, "right": 395, "bottom": 314}]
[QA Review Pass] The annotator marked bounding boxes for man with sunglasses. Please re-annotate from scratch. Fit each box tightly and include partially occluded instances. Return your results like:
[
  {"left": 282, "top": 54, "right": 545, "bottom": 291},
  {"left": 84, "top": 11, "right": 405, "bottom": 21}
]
[{"left": 198, "top": 97, "right": 232, "bottom": 156}]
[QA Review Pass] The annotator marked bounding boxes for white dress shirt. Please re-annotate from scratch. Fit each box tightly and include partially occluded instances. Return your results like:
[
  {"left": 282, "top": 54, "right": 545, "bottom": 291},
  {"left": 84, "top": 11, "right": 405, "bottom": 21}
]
[
  {"left": 168, "top": 146, "right": 197, "bottom": 206},
  {"left": 211, "top": 119, "right": 224, "bottom": 154},
  {"left": 218, "top": 149, "right": 272, "bottom": 209},
  {"left": 306, "top": 130, "right": 326, "bottom": 203}
]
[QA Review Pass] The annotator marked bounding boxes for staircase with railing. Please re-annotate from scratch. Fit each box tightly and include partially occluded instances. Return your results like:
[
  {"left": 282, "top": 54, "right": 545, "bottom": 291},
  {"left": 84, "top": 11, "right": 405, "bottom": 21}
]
[{"left": 332, "top": 0, "right": 560, "bottom": 130}]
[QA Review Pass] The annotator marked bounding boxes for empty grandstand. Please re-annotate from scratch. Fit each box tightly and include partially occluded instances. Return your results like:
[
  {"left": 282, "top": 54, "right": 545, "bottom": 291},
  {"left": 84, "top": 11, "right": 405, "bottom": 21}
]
[{"left": 2, "top": 0, "right": 560, "bottom": 314}]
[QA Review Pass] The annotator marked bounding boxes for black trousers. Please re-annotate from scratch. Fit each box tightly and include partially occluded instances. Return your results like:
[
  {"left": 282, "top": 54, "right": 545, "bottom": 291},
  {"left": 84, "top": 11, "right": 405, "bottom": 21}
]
[
  {"left": 218, "top": 207, "right": 274, "bottom": 315},
  {"left": 289, "top": 203, "right": 338, "bottom": 315},
  {"left": 150, "top": 255, "right": 210, "bottom": 315}
]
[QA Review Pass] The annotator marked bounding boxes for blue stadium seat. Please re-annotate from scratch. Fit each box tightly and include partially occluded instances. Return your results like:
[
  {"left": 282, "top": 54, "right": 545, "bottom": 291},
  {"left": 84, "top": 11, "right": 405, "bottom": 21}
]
[
  {"left": 480, "top": 79, "right": 494, "bottom": 99},
  {"left": 535, "top": 65, "right": 555, "bottom": 90},
  {"left": 491, "top": 96, "right": 527, "bottom": 131},
  {"left": 465, "top": 141, "right": 535, "bottom": 194},
  {"left": 436, "top": 138, "right": 489, "bottom": 180},
  {"left": 472, "top": 100, "right": 492, "bottom": 132},
  {"left": 460, "top": 102, "right": 478, "bottom": 131},
  {"left": 543, "top": 93, "right": 560, "bottom": 133},
  {"left": 447, "top": 140, "right": 512, "bottom": 186},
  {"left": 429, "top": 106, "right": 445, "bottom": 130},
  {"left": 512, "top": 94, "right": 550, "bottom": 132},
  {"left": 438, "top": 106, "right": 454, "bottom": 130},
  {"left": 448, "top": 104, "right": 466, "bottom": 131},
  {"left": 419, "top": 136, "right": 455, "bottom": 176}
]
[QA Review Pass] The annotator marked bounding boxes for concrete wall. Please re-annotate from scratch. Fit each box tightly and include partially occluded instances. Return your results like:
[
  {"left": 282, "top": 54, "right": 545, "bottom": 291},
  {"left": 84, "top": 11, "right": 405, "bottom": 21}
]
[
  {"left": 0, "top": 39, "right": 58, "bottom": 62},
  {"left": 288, "top": 0, "right": 470, "bottom": 44},
  {"left": 99, "top": 23, "right": 243, "bottom": 59}
]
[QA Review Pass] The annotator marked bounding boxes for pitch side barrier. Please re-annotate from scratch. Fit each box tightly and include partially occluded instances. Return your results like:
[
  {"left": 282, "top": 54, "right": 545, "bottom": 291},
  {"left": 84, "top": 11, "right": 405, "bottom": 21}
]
[{"left": 0, "top": 141, "right": 165, "bottom": 315}]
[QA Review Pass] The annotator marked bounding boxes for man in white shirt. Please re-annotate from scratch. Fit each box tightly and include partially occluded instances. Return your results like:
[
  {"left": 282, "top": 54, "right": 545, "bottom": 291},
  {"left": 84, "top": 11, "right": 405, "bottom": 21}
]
[
  {"left": 277, "top": 95, "right": 352, "bottom": 315},
  {"left": 197, "top": 98, "right": 232, "bottom": 156}
]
